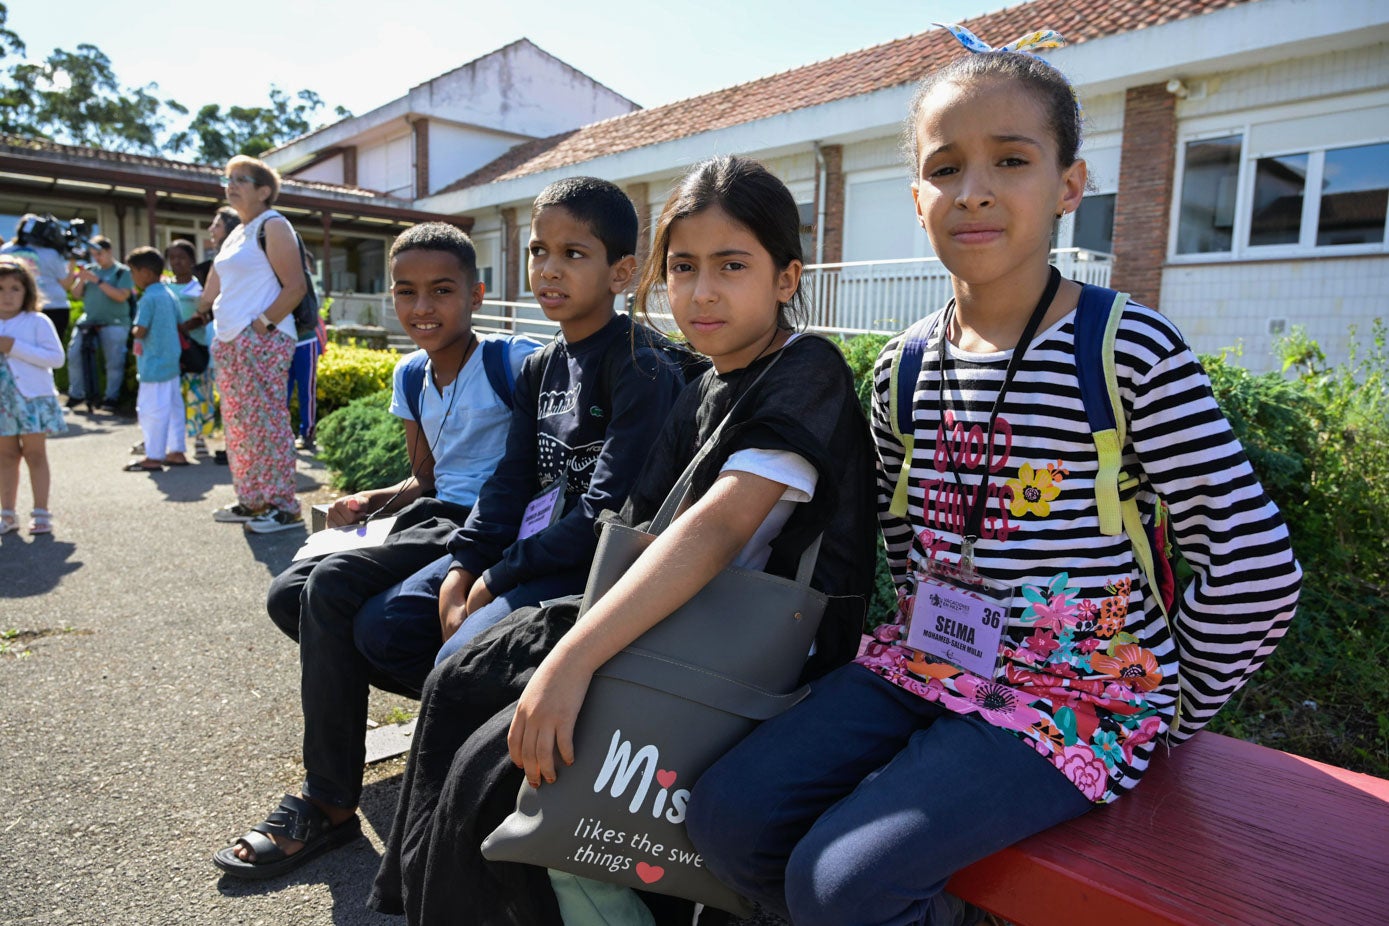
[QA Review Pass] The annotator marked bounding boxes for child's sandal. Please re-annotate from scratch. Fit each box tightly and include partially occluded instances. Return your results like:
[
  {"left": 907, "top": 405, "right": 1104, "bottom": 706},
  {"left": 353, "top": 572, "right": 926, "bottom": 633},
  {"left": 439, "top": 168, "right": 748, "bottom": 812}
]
[
  {"left": 0, "top": 509, "right": 17, "bottom": 535},
  {"left": 28, "top": 509, "right": 53, "bottom": 534}
]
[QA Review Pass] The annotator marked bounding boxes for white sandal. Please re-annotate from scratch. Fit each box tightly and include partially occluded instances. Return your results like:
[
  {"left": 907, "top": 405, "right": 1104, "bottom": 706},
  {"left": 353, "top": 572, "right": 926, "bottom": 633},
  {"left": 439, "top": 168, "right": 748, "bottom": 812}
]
[
  {"left": 0, "top": 509, "right": 17, "bottom": 535},
  {"left": 28, "top": 509, "right": 53, "bottom": 534}
]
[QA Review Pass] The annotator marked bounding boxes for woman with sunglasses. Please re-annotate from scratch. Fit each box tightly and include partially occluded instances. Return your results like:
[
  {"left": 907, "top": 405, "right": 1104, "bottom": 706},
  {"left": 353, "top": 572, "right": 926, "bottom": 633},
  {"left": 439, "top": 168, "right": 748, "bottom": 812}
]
[{"left": 195, "top": 155, "right": 308, "bottom": 533}]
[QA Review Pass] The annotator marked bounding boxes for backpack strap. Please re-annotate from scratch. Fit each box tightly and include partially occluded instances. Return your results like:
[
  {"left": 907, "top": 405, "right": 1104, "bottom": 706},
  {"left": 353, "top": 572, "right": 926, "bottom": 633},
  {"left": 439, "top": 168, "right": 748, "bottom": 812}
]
[
  {"left": 401, "top": 351, "right": 430, "bottom": 423},
  {"left": 886, "top": 315, "right": 935, "bottom": 518},
  {"left": 480, "top": 338, "right": 516, "bottom": 410},
  {"left": 1074, "top": 285, "right": 1168, "bottom": 622}
]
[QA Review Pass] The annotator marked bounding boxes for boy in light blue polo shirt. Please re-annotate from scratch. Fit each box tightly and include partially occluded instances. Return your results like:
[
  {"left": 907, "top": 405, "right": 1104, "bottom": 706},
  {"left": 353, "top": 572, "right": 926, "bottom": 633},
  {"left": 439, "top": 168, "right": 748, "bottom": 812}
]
[{"left": 125, "top": 247, "right": 185, "bottom": 472}]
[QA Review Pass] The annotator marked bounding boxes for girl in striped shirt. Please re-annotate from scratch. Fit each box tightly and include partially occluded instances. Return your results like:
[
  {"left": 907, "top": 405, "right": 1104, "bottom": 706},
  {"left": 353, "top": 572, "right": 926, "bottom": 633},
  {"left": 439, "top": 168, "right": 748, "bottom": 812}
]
[{"left": 687, "top": 25, "right": 1301, "bottom": 926}]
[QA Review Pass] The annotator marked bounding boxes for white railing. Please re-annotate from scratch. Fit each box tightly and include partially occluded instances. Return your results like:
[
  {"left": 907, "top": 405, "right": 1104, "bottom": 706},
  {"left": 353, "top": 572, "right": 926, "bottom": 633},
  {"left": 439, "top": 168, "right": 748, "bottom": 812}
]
[{"left": 327, "top": 248, "right": 1114, "bottom": 344}]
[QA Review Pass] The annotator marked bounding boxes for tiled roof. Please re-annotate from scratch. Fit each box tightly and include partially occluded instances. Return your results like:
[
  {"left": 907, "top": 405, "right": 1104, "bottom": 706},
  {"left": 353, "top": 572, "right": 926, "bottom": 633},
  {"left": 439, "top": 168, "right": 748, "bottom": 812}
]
[
  {"left": 0, "top": 135, "right": 387, "bottom": 199},
  {"left": 440, "top": 0, "right": 1252, "bottom": 193}
]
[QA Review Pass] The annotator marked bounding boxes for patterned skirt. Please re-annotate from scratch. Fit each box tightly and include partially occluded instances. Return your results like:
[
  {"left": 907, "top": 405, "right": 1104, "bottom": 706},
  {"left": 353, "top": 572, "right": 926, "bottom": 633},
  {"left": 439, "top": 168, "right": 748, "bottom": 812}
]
[{"left": 0, "top": 357, "right": 68, "bottom": 437}]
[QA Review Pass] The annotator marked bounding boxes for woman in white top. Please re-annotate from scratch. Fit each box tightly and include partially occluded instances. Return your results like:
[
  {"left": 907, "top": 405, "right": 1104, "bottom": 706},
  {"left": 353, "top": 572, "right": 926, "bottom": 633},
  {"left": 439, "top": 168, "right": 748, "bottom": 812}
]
[{"left": 192, "top": 156, "right": 308, "bottom": 533}]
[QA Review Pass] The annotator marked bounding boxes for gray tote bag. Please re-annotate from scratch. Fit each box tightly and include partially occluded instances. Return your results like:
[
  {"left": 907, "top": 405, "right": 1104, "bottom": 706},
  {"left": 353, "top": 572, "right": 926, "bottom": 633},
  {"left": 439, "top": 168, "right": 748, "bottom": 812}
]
[{"left": 482, "top": 351, "right": 825, "bottom": 915}]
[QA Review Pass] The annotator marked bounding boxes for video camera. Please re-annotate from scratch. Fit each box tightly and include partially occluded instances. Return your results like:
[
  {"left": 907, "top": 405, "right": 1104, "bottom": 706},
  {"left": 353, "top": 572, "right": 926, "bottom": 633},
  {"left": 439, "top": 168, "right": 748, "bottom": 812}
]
[{"left": 16, "top": 214, "right": 95, "bottom": 260}]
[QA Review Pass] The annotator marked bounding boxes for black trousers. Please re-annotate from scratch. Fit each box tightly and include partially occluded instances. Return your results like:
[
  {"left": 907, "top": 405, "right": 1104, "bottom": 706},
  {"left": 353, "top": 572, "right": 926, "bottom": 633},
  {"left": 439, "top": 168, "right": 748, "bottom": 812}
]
[{"left": 264, "top": 496, "right": 469, "bottom": 809}]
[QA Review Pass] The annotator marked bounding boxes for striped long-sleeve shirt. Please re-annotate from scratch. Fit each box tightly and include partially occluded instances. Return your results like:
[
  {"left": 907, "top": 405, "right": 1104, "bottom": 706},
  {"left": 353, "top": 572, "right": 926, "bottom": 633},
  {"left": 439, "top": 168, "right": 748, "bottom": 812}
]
[{"left": 854, "top": 300, "right": 1301, "bottom": 803}]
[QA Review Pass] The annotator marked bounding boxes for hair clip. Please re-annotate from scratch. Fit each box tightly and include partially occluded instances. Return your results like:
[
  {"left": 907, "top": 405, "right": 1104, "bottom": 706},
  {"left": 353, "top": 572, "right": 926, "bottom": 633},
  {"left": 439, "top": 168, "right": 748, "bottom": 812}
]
[
  {"left": 934, "top": 22, "right": 1067, "bottom": 56},
  {"left": 934, "top": 23, "right": 1082, "bottom": 120}
]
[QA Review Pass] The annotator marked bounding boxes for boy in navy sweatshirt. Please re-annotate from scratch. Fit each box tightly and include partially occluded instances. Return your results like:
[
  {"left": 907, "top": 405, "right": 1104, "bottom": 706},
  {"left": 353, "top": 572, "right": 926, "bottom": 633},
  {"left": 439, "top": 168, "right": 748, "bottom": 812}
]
[{"left": 384, "top": 177, "right": 688, "bottom": 663}]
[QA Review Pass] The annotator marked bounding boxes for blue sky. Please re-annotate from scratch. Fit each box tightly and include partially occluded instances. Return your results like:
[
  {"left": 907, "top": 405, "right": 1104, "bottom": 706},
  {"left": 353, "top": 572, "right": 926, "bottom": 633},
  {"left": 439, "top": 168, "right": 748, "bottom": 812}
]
[{"left": 8, "top": 0, "right": 1010, "bottom": 120}]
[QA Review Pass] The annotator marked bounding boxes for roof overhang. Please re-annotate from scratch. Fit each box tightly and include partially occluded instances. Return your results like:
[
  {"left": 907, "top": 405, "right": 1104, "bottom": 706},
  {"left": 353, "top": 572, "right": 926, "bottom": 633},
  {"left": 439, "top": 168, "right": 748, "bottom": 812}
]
[
  {"left": 419, "top": 0, "right": 1389, "bottom": 215},
  {"left": 0, "top": 144, "right": 470, "bottom": 234}
]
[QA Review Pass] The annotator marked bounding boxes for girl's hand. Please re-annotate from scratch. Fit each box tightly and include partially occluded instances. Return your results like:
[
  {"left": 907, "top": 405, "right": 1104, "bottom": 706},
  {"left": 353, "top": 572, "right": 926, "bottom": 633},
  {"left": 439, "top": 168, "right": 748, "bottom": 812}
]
[
  {"left": 508, "top": 651, "right": 593, "bottom": 787},
  {"left": 0, "top": 336, "right": 12, "bottom": 354}
]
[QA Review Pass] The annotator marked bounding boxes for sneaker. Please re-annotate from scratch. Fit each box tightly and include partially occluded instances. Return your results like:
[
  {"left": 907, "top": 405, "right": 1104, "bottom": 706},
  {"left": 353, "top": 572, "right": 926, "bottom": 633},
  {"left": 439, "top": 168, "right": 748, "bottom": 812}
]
[
  {"left": 212, "top": 502, "right": 269, "bottom": 523},
  {"left": 243, "top": 507, "right": 305, "bottom": 534},
  {"left": 194, "top": 438, "right": 209, "bottom": 456},
  {"left": 295, "top": 435, "right": 317, "bottom": 453},
  {"left": 130, "top": 441, "right": 146, "bottom": 454}
]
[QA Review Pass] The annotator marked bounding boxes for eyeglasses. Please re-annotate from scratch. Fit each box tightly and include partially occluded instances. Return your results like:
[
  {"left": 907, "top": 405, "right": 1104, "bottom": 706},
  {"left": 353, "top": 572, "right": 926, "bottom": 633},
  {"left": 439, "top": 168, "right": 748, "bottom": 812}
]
[{"left": 219, "top": 174, "right": 256, "bottom": 187}]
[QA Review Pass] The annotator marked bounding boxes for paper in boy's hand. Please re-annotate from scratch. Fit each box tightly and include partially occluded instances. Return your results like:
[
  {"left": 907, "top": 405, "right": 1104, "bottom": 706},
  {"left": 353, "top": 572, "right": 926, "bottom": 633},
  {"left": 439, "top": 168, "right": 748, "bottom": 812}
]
[{"left": 292, "top": 516, "right": 398, "bottom": 561}]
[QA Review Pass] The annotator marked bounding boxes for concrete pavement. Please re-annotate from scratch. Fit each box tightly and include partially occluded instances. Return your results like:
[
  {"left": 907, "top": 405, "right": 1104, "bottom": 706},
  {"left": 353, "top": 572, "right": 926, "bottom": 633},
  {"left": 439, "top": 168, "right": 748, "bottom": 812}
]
[{"left": 0, "top": 412, "right": 411, "bottom": 926}]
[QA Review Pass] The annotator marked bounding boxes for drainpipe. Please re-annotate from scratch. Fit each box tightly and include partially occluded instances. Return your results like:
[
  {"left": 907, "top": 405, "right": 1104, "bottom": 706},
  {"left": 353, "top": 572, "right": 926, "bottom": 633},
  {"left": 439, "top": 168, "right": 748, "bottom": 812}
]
[{"left": 813, "top": 142, "right": 827, "bottom": 265}]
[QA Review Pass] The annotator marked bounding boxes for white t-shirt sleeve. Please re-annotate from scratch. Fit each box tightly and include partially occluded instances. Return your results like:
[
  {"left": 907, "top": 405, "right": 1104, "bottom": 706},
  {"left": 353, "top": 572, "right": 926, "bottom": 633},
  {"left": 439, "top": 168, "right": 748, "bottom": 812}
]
[{"left": 720, "top": 448, "right": 817, "bottom": 503}]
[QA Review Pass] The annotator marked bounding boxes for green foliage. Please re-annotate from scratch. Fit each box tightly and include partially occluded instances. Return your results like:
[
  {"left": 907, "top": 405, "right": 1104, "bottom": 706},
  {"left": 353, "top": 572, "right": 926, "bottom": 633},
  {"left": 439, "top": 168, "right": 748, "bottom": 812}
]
[
  {"left": 1203, "top": 323, "right": 1389, "bottom": 777},
  {"left": 168, "top": 88, "right": 353, "bottom": 164},
  {"left": 315, "top": 389, "right": 409, "bottom": 493},
  {"left": 0, "top": 44, "right": 186, "bottom": 154},
  {"left": 316, "top": 343, "right": 400, "bottom": 416},
  {"left": 0, "top": 10, "right": 348, "bottom": 161}
]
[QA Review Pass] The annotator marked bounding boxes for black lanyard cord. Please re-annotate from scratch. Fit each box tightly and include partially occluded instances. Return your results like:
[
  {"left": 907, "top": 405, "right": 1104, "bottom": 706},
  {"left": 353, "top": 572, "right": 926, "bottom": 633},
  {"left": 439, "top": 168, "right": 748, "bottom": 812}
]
[{"left": 937, "top": 266, "right": 1062, "bottom": 565}]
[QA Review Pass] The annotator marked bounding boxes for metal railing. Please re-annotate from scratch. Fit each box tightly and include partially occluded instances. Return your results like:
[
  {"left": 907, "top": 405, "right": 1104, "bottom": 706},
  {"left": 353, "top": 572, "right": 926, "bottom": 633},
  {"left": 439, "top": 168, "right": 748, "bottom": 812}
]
[{"left": 327, "top": 248, "right": 1114, "bottom": 343}]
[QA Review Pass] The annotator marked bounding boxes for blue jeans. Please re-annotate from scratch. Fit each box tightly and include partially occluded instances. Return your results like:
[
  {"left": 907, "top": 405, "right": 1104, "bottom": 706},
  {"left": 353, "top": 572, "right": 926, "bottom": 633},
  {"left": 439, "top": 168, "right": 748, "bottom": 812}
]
[
  {"left": 66, "top": 323, "right": 128, "bottom": 401},
  {"left": 686, "top": 664, "right": 1093, "bottom": 926},
  {"left": 360, "top": 553, "right": 588, "bottom": 669},
  {"left": 287, "top": 336, "right": 320, "bottom": 440}
]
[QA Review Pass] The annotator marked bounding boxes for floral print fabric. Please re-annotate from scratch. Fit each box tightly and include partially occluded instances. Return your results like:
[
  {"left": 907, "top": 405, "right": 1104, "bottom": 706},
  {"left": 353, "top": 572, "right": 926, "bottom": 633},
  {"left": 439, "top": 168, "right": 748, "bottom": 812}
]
[{"left": 212, "top": 328, "right": 296, "bottom": 511}]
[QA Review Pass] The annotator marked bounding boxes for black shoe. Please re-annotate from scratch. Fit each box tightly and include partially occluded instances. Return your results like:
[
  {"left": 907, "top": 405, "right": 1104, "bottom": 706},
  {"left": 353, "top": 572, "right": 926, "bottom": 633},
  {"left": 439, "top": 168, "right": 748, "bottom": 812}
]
[
  {"left": 100, "top": 399, "right": 120, "bottom": 412},
  {"left": 65, "top": 396, "right": 83, "bottom": 410}
]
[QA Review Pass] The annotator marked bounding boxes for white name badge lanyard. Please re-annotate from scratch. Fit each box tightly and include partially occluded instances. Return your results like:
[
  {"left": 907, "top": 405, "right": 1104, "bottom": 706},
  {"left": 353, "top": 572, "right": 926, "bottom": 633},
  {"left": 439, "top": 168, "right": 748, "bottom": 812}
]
[{"left": 905, "top": 267, "right": 1061, "bottom": 678}]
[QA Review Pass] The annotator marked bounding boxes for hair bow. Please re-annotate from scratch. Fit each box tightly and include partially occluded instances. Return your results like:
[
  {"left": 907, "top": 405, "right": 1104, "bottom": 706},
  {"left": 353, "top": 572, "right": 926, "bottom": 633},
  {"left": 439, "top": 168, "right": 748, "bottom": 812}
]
[{"left": 934, "top": 22, "right": 1067, "bottom": 56}]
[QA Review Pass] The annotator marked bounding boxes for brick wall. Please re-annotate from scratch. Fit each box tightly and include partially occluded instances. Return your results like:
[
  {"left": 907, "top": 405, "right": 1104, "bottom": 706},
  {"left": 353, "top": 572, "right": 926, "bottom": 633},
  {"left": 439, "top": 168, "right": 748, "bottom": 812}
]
[
  {"left": 342, "top": 146, "right": 357, "bottom": 188},
  {"left": 1112, "top": 84, "right": 1176, "bottom": 309},
  {"left": 625, "top": 181, "right": 650, "bottom": 274},
  {"left": 502, "top": 206, "right": 518, "bottom": 303},
  {"left": 413, "top": 120, "right": 430, "bottom": 198},
  {"left": 820, "top": 144, "right": 845, "bottom": 264}
]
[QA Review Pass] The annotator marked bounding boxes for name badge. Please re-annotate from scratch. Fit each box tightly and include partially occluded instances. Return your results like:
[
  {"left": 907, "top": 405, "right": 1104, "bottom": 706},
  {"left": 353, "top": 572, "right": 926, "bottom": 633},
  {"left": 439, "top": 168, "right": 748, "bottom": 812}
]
[
  {"left": 904, "top": 560, "right": 1010, "bottom": 679},
  {"left": 517, "top": 474, "right": 566, "bottom": 540}
]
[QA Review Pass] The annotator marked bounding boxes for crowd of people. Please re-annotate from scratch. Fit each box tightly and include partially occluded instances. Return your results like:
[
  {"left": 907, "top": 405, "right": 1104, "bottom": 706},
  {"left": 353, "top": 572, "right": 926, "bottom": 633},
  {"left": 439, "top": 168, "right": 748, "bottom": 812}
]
[
  {"left": 0, "top": 155, "right": 324, "bottom": 534},
  {"left": 1, "top": 28, "right": 1303, "bottom": 926}
]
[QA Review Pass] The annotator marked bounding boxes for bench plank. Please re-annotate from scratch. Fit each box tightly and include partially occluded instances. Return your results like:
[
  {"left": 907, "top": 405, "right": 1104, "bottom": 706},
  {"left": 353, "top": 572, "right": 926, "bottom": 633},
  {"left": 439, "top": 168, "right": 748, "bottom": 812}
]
[{"left": 946, "top": 732, "right": 1389, "bottom": 925}]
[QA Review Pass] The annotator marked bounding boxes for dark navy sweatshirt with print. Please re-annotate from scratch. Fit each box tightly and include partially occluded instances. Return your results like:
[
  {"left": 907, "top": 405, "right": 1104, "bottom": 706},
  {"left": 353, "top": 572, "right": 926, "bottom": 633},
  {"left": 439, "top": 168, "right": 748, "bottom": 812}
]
[{"left": 446, "top": 312, "right": 685, "bottom": 594}]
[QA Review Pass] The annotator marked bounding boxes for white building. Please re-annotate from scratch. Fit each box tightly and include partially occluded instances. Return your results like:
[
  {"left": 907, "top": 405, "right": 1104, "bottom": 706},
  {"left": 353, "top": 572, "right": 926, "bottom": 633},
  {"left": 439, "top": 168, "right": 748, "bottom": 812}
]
[{"left": 276, "top": 0, "right": 1389, "bottom": 371}]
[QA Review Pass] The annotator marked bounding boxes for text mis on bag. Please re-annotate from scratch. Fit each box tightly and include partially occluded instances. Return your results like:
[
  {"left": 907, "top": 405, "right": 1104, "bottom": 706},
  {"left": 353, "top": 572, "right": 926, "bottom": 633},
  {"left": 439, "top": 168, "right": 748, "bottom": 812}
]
[{"left": 481, "top": 518, "right": 827, "bottom": 915}]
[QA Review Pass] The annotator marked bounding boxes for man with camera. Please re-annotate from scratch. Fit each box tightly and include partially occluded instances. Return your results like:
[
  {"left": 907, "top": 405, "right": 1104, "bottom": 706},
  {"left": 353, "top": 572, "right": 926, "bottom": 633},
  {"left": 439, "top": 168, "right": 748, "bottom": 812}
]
[{"left": 66, "top": 236, "right": 133, "bottom": 412}]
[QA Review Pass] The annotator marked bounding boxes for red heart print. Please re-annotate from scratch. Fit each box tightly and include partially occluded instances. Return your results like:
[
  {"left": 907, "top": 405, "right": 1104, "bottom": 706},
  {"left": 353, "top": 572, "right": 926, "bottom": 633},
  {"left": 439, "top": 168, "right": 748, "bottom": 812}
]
[
  {"left": 656, "top": 769, "right": 677, "bottom": 789},
  {"left": 636, "top": 862, "right": 665, "bottom": 884}
]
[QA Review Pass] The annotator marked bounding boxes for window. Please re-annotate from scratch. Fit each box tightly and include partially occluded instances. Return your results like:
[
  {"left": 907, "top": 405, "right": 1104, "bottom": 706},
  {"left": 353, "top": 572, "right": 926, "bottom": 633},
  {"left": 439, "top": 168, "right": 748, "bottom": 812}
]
[
  {"left": 1174, "top": 124, "right": 1389, "bottom": 259},
  {"left": 517, "top": 222, "right": 531, "bottom": 297},
  {"left": 797, "top": 202, "right": 816, "bottom": 264},
  {"left": 1318, "top": 142, "right": 1389, "bottom": 246},
  {"left": 1073, "top": 193, "right": 1116, "bottom": 254},
  {"left": 1176, "top": 135, "right": 1241, "bottom": 255},
  {"left": 1249, "top": 153, "right": 1307, "bottom": 247}
]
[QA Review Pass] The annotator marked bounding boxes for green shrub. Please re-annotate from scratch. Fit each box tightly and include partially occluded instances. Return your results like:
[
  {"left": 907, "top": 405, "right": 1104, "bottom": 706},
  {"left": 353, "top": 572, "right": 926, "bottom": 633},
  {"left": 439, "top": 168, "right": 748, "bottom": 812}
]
[
  {"left": 317, "top": 343, "right": 401, "bottom": 415},
  {"left": 1205, "top": 324, "right": 1389, "bottom": 776},
  {"left": 315, "top": 388, "right": 410, "bottom": 492}
]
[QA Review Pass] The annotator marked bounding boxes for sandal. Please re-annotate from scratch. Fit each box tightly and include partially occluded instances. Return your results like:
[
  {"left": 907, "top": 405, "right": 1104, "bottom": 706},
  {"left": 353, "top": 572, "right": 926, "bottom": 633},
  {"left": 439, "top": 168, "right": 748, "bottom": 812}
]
[
  {"left": 28, "top": 509, "right": 52, "bottom": 534},
  {"left": 212, "top": 793, "right": 362, "bottom": 881},
  {"left": 0, "top": 509, "right": 17, "bottom": 535},
  {"left": 122, "top": 459, "right": 164, "bottom": 472}
]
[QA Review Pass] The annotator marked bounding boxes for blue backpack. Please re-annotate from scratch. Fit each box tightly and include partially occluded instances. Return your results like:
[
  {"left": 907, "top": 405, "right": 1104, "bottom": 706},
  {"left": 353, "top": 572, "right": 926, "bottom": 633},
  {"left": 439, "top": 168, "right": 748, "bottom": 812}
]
[
  {"left": 399, "top": 337, "right": 519, "bottom": 422},
  {"left": 886, "top": 284, "right": 1180, "bottom": 620}
]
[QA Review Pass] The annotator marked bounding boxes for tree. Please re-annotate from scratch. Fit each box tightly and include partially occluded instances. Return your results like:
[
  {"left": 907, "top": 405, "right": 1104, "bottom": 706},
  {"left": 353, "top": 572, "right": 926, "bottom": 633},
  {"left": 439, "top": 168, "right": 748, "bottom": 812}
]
[
  {"left": 0, "top": 8, "right": 349, "bottom": 161},
  {"left": 1, "top": 43, "right": 186, "bottom": 154},
  {"left": 168, "top": 87, "right": 352, "bottom": 164}
]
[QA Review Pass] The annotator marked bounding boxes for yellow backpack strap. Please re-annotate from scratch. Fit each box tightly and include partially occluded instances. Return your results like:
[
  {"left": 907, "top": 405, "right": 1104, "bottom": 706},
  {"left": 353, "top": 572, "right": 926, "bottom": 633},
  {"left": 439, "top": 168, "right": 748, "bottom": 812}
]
[{"left": 887, "top": 320, "right": 931, "bottom": 518}]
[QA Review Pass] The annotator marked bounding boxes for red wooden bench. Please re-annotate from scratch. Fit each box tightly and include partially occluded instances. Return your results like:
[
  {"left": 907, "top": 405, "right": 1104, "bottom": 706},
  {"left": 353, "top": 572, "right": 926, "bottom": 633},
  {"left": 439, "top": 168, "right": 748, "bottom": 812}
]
[{"left": 946, "top": 730, "right": 1389, "bottom": 925}]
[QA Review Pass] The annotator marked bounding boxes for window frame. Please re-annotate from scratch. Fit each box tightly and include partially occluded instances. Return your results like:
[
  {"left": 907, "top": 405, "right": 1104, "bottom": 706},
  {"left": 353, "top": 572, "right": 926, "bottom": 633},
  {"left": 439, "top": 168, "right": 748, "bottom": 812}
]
[{"left": 1168, "top": 94, "right": 1389, "bottom": 263}]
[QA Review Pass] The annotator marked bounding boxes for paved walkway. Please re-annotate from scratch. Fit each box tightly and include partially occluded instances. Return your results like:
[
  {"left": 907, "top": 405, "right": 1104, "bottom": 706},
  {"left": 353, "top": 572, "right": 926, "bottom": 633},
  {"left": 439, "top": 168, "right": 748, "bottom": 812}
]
[{"left": 0, "top": 414, "right": 410, "bottom": 926}]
